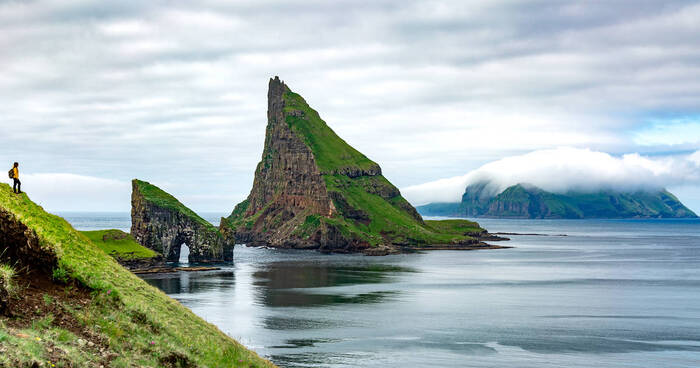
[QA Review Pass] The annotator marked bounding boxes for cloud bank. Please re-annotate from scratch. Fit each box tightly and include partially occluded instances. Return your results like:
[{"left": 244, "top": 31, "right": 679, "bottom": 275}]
[
  {"left": 1, "top": 1, "right": 700, "bottom": 212},
  {"left": 401, "top": 148, "right": 700, "bottom": 205},
  {"left": 2, "top": 174, "right": 130, "bottom": 212}
]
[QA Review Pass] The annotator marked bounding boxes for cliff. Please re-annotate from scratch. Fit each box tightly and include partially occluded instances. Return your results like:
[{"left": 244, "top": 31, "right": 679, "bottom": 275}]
[
  {"left": 418, "top": 182, "right": 698, "bottom": 219},
  {"left": 221, "top": 77, "right": 498, "bottom": 253},
  {"left": 0, "top": 184, "right": 274, "bottom": 367},
  {"left": 131, "top": 179, "right": 233, "bottom": 262}
]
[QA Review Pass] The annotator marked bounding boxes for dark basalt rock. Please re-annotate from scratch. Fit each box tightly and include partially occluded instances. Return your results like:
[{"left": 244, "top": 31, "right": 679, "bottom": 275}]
[
  {"left": 0, "top": 274, "right": 8, "bottom": 315},
  {"left": 0, "top": 207, "right": 57, "bottom": 273},
  {"left": 220, "top": 77, "right": 487, "bottom": 253},
  {"left": 130, "top": 180, "right": 234, "bottom": 263},
  {"left": 114, "top": 255, "right": 165, "bottom": 271},
  {"left": 0, "top": 205, "right": 61, "bottom": 315}
]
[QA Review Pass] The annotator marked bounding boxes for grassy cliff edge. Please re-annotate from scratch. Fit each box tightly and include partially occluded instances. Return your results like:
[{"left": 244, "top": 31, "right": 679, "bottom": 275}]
[{"left": 0, "top": 184, "right": 274, "bottom": 367}]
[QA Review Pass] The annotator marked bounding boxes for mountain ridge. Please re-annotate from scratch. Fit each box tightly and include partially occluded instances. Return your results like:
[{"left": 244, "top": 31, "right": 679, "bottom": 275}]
[{"left": 418, "top": 182, "right": 698, "bottom": 219}]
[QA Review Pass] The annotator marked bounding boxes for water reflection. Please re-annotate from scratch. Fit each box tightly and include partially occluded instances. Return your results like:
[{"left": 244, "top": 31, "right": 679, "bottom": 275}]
[
  {"left": 270, "top": 338, "right": 341, "bottom": 349},
  {"left": 142, "top": 271, "right": 235, "bottom": 295},
  {"left": 251, "top": 262, "right": 411, "bottom": 308},
  {"left": 258, "top": 290, "right": 399, "bottom": 308},
  {"left": 253, "top": 263, "right": 415, "bottom": 289},
  {"left": 262, "top": 316, "right": 342, "bottom": 330},
  {"left": 270, "top": 352, "right": 363, "bottom": 367}
]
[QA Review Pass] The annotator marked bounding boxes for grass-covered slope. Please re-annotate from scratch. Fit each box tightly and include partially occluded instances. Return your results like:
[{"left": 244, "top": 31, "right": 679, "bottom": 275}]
[
  {"left": 424, "top": 219, "right": 484, "bottom": 236},
  {"left": 284, "top": 89, "right": 485, "bottom": 247},
  {"left": 320, "top": 175, "right": 479, "bottom": 247},
  {"left": 133, "top": 179, "right": 216, "bottom": 232},
  {"left": 0, "top": 184, "right": 274, "bottom": 367},
  {"left": 81, "top": 229, "right": 158, "bottom": 260},
  {"left": 283, "top": 90, "right": 379, "bottom": 175}
]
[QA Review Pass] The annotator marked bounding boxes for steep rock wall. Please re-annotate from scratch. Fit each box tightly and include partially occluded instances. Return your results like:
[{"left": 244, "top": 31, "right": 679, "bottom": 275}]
[
  {"left": 221, "top": 77, "right": 480, "bottom": 253},
  {"left": 130, "top": 180, "right": 233, "bottom": 262}
]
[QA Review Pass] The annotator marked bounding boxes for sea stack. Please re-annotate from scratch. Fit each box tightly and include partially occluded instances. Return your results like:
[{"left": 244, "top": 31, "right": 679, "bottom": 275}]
[
  {"left": 220, "top": 76, "right": 493, "bottom": 254},
  {"left": 131, "top": 179, "right": 234, "bottom": 262}
]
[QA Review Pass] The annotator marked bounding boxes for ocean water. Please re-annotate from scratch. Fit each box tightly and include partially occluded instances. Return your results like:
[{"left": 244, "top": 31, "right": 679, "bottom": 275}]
[{"left": 61, "top": 213, "right": 700, "bottom": 367}]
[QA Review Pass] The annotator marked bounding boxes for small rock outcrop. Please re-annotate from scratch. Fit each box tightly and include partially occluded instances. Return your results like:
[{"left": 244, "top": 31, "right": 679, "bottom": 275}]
[
  {"left": 1, "top": 205, "right": 57, "bottom": 273},
  {"left": 220, "top": 77, "right": 491, "bottom": 253},
  {"left": 131, "top": 179, "right": 233, "bottom": 262}
]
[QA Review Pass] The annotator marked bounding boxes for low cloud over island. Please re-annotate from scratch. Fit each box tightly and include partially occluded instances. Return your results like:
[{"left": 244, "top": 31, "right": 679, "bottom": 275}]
[{"left": 402, "top": 147, "right": 700, "bottom": 205}]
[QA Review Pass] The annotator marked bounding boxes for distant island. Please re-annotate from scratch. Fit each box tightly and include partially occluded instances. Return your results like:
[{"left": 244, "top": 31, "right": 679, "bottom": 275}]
[{"left": 418, "top": 181, "right": 698, "bottom": 219}]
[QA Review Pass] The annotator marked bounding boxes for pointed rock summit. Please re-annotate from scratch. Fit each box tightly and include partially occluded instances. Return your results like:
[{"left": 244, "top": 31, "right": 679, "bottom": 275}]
[
  {"left": 131, "top": 179, "right": 234, "bottom": 262},
  {"left": 220, "top": 77, "right": 493, "bottom": 254}
]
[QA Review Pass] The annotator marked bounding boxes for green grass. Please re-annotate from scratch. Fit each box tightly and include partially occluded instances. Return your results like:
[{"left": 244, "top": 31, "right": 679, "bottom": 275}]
[
  {"left": 278, "top": 85, "right": 484, "bottom": 246},
  {"left": 80, "top": 229, "right": 158, "bottom": 260},
  {"left": 0, "top": 184, "right": 275, "bottom": 367},
  {"left": 0, "top": 319, "right": 104, "bottom": 367},
  {"left": 0, "top": 263, "right": 16, "bottom": 296},
  {"left": 424, "top": 219, "right": 483, "bottom": 235},
  {"left": 293, "top": 214, "right": 321, "bottom": 238},
  {"left": 133, "top": 179, "right": 217, "bottom": 231},
  {"left": 321, "top": 175, "right": 480, "bottom": 246},
  {"left": 283, "top": 90, "right": 379, "bottom": 174}
]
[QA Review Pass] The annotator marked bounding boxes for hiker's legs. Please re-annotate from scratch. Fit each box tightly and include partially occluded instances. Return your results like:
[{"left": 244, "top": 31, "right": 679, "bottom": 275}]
[{"left": 13, "top": 178, "right": 21, "bottom": 193}]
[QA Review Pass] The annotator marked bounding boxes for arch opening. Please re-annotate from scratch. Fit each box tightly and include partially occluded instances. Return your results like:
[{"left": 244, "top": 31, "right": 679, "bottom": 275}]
[{"left": 179, "top": 243, "right": 190, "bottom": 264}]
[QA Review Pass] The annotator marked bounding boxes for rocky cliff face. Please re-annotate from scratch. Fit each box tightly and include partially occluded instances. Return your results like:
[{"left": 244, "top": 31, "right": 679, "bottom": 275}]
[
  {"left": 131, "top": 180, "right": 233, "bottom": 262},
  {"left": 245, "top": 76, "right": 335, "bottom": 222},
  {"left": 0, "top": 204, "right": 56, "bottom": 273},
  {"left": 221, "top": 77, "right": 477, "bottom": 253}
]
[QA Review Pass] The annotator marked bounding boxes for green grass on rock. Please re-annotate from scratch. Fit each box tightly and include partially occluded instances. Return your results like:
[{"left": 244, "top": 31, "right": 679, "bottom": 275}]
[
  {"left": 133, "top": 179, "right": 217, "bottom": 232},
  {"left": 80, "top": 229, "right": 158, "bottom": 260},
  {"left": 0, "top": 184, "right": 275, "bottom": 368}
]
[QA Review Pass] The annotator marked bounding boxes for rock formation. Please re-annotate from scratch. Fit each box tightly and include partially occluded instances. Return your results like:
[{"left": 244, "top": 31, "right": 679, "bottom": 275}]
[
  {"left": 418, "top": 181, "right": 698, "bottom": 219},
  {"left": 220, "top": 77, "right": 492, "bottom": 253},
  {"left": 0, "top": 203, "right": 57, "bottom": 273},
  {"left": 131, "top": 179, "right": 233, "bottom": 262}
]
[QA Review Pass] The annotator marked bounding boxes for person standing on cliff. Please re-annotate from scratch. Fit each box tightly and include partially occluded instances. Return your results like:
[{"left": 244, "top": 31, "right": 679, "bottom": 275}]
[{"left": 11, "top": 162, "right": 21, "bottom": 194}]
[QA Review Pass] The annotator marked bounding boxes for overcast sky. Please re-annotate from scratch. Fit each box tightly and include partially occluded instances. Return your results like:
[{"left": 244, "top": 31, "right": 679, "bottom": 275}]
[{"left": 1, "top": 0, "right": 699, "bottom": 214}]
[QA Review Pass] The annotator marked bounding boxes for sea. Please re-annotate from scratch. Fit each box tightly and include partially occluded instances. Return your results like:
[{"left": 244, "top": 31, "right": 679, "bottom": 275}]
[{"left": 60, "top": 212, "right": 700, "bottom": 368}]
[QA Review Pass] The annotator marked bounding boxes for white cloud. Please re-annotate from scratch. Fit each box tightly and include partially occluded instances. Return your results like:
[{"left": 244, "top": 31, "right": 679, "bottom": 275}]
[
  {"left": 401, "top": 147, "right": 700, "bottom": 205},
  {"left": 0, "top": 1, "right": 699, "bottom": 212},
  {"left": 2, "top": 174, "right": 130, "bottom": 212}
]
